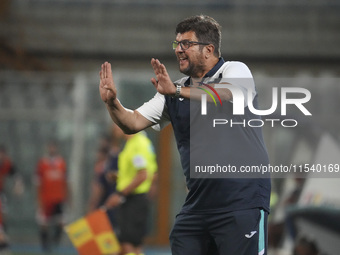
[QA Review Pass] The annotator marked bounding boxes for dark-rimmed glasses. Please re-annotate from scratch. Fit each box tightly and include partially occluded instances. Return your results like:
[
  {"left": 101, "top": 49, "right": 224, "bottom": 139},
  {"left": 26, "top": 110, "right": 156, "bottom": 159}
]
[{"left": 172, "top": 40, "right": 210, "bottom": 50}]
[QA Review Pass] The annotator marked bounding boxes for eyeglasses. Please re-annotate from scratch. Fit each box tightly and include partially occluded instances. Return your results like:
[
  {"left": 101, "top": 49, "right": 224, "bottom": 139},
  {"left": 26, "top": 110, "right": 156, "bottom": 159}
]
[{"left": 172, "top": 40, "right": 210, "bottom": 50}]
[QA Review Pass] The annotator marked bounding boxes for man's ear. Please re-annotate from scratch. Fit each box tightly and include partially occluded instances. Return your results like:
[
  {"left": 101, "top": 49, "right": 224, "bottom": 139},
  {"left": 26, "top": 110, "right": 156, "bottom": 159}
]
[
  {"left": 206, "top": 44, "right": 215, "bottom": 54},
  {"left": 204, "top": 44, "right": 215, "bottom": 57},
  {"left": 204, "top": 44, "right": 215, "bottom": 59}
]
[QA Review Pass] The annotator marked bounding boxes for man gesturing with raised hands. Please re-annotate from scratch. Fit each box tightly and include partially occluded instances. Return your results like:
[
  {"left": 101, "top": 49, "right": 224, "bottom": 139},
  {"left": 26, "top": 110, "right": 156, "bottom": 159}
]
[{"left": 99, "top": 15, "right": 270, "bottom": 255}]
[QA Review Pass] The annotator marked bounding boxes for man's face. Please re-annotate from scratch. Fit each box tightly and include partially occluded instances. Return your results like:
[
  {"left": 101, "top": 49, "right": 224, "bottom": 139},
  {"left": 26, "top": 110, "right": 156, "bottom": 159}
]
[
  {"left": 47, "top": 144, "right": 58, "bottom": 157},
  {"left": 175, "top": 31, "right": 206, "bottom": 78}
]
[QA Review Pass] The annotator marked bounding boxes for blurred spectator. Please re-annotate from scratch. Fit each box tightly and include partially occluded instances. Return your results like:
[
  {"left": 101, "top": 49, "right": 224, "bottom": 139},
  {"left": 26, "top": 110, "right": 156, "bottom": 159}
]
[
  {"left": 268, "top": 176, "right": 306, "bottom": 248},
  {"left": 0, "top": 145, "right": 24, "bottom": 250},
  {"left": 93, "top": 145, "right": 110, "bottom": 176},
  {"left": 34, "top": 140, "right": 70, "bottom": 253},
  {"left": 293, "top": 237, "right": 319, "bottom": 255},
  {"left": 94, "top": 133, "right": 117, "bottom": 176},
  {"left": 88, "top": 142, "right": 119, "bottom": 229},
  {"left": 104, "top": 130, "right": 158, "bottom": 255},
  {"left": 285, "top": 177, "right": 306, "bottom": 240}
]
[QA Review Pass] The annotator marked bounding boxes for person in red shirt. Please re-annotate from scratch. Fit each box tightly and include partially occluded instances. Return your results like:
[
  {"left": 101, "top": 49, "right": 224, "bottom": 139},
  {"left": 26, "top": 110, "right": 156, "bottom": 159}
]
[
  {"left": 0, "top": 145, "right": 23, "bottom": 250},
  {"left": 35, "top": 140, "right": 69, "bottom": 252}
]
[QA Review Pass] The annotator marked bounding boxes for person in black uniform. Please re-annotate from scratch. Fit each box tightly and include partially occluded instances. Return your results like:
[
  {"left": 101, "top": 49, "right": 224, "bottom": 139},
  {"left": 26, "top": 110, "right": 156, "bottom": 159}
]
[
  {"left": 99, "top": 14, "right": 271, "bottom": 255},
  {"left": 88, "top": 145, "right": 119, "bottom": 229}
]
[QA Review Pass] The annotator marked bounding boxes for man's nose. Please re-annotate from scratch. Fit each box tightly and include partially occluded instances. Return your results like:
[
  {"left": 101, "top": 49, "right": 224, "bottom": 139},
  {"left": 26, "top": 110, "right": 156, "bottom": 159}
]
[{"left": 175, "top": 44, "right": 183, "bottom": 53}]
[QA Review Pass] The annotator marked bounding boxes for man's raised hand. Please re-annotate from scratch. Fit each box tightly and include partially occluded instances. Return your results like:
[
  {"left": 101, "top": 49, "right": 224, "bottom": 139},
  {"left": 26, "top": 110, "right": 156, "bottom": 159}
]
[
  {"left": 150, "top": 58, "right": 176, "bottom": 96},
  {"left": 99, "top": 62, "right": 117, "bottom": 106}
]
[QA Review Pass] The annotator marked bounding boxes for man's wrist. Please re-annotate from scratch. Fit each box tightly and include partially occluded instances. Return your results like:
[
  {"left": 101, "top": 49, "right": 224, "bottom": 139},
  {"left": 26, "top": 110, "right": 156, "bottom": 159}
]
[
  {"left": 106, "top": 97, "right": 119, "bottom": 108},
  {"left": 173, "top": 84, "right": 181, "bottom": 98},
  {"left": 117, "top": 192, "right": 126, "bottom": 204}
]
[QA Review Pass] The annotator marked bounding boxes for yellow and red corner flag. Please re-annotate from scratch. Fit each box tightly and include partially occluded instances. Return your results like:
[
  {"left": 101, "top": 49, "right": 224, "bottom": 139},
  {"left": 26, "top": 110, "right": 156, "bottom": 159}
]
[{"left": 64, "top": 209, "right": 120, "bottom": 255}]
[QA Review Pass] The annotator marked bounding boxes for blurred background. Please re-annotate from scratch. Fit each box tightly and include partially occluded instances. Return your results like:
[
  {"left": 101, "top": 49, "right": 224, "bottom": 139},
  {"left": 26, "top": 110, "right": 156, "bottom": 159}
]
[{"left": 0, "top": 0, "right": 340, "bottom": 255}]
